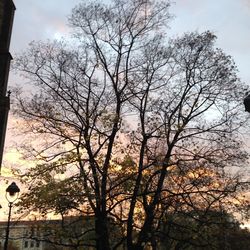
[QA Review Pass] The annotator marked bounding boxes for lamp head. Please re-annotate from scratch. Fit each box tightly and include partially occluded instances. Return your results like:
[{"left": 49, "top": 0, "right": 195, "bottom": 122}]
[
  {"left": 6, "top": 182, "right": 20, "bottom": 196},
  {"left": 244, "top": 94, "right": 250, "bottom": 112}
]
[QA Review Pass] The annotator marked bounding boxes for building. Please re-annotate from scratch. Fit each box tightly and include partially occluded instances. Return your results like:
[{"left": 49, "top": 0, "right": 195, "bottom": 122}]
[
  {"left": 0, "top": 216, "right": 97, "bottom": 250},
  {"left": 0, "top": 221, "right": 44, "bottom": 250},
  {"left": 0, "top": 0, "right": 15, "bottom": 171},
  {"left": 0, "top": 215, "right": 126, "bottom": 249}
]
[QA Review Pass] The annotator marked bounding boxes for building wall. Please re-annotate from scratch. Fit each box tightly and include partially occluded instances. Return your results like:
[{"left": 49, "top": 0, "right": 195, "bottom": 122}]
[
  {"left": 0, "top": 216, "right": 126, "bottom": 249},
  {"left": 0, "top": 225, "right": 44, "bottom": 250},
  {"left": 0, "top": 218, "right": 96, "bottom": 250},
  {"left": 0, "top": 0, "right": 15, "bottom": 169}
]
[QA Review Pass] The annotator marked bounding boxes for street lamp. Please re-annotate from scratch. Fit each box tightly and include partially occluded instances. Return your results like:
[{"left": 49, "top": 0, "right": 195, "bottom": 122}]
[
  {"left": 4, "top": 182, "right": 20, "bottom": 250},
  {"left": 243, "top": 94, "right": 250, "bottom": 112}
]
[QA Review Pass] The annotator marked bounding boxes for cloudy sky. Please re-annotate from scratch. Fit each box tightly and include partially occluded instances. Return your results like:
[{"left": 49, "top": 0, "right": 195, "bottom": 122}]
[
  {"left": 9, "top": 0, "right": 250, "bottom": 84},
  {"left": 1, "top": 0, "right": 250, "bottom": 220}
]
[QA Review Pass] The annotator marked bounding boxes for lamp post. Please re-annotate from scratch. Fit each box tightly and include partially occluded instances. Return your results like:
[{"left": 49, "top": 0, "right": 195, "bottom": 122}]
[
  {"left": 243, "top": 94, "right": 250, "bottom": 112},
  {"left": 4, "top": 182, "right": 20, "bottom": 250}
]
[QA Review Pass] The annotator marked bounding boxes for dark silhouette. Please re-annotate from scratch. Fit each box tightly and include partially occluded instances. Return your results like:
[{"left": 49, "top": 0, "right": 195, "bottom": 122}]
[{"left": 0, "top": 0, "right": 15, "bottom": 171}]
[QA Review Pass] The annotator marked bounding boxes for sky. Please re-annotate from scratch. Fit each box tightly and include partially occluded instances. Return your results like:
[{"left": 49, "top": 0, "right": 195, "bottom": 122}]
[
  {"left": 8, "top": 0, "right": 250, "bottom": 84},
  {"left": 1, "top": 0, "right": 250, "bottom": 220}
]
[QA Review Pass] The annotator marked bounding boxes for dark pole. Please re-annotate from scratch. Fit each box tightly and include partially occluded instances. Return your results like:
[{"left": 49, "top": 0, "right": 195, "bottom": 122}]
[
  {"left": 4, "top": 202, "right": 12, "bottom": 250},
  {"left": 3, "top": 182, "right": 20, "bottom": 250}
]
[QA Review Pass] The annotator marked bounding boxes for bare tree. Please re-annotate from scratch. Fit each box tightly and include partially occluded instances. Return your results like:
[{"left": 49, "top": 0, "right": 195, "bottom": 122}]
[{"left": 12, "top": 0, "right": 249, "bottom": 249}]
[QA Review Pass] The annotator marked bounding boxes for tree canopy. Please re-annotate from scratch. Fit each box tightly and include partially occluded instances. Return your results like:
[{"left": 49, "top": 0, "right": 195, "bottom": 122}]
[{"left": 12, "top": 0, "right": 250, "bottom": 249}]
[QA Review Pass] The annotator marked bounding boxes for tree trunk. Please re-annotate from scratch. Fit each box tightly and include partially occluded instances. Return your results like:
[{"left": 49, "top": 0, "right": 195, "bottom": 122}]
[
  {"left": 95, "top": 214, "right": 110, "bottom": 250},
  {"left": 128, "top": 244, "right": 144, "bottom": 250}
]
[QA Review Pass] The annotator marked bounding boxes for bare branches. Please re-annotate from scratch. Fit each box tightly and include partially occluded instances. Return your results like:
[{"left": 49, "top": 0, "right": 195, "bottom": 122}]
[{"left": 11, "top": 0, "right": 250, "bottom": 249}]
